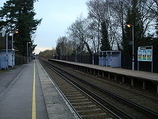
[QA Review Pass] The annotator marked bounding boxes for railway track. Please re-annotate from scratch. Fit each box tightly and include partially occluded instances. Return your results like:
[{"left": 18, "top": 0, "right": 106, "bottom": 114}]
[
  {"left": 40, "top": 59, "right": 123, "bottom": 119},
  {"left": 39, "top": 59, "right": 158, "bottom": 119}
]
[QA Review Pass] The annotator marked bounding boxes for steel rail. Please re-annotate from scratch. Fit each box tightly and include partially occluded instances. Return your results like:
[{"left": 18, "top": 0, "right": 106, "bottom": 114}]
[
  {"left": 63, "top": 65, "right": 158, "bottom": 119},
  {"left": 46, "top": 59, "right": 158, "bottom": 118}
]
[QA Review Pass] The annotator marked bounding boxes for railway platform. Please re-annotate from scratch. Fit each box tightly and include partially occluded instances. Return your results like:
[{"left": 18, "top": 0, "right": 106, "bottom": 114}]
[
  {"left": 0, "top": 60, "right": 77, "bottom": 119},
  {"left": 50, "top": 59, "right": 158, "bottom": 94}
]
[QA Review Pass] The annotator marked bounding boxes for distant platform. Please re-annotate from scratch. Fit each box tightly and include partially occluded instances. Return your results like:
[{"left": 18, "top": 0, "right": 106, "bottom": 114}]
[{"left": 49, "top": 59, "right": 158, "bottom": 94}]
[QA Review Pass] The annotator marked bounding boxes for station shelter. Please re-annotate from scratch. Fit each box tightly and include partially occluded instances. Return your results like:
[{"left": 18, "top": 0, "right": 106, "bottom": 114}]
[{"left": 99, "top": 51, "right": 121, "bottom": 68}]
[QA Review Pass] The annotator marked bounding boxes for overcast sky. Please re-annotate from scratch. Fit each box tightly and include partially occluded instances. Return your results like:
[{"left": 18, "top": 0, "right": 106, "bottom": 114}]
[{"left": 0, "top": 0, "right": 88, "bottom": 54}]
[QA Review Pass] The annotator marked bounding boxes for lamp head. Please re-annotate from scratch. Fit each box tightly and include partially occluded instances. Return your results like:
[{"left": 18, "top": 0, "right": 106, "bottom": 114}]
[
  {"left": 14, "top": 31, "right": 18, "bottom": 33},
  {"left": 126, "top": 24, "right": 133, "bottom": 27}
]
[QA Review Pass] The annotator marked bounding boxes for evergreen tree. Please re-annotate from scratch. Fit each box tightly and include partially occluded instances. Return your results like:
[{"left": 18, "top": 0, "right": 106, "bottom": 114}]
[
  {"left": 100, "top": 21, "right": 110, "bottom": 51},
  {"left": 122, "top": 0, "right": 144, "bottom": 55},
  {"left": 0, "top": 0, "right": 41, "bottom": 56},
  {"left": 156, "top": 18, "right": 158, "bottom": 37},
  {"left": 131, "top": 0, "right": 144, "bottom": 47},
  {"left": 122, "top": 9, "right": 132, "bottom": 55}
]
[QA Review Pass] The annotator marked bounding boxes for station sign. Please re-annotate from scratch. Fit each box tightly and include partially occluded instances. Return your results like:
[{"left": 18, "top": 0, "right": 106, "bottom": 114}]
[{"left": 137, "top": 46, "right": 153, "bottom": 62}]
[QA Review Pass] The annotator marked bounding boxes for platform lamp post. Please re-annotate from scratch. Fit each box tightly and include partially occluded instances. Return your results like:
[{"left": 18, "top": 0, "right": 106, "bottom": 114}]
[
  {"left": 11, "top": 31, "right": 18, "bottom": 50},
  {"left": 6, "top": 31, "right": 19, "bottom": 68},
  {"left": 5, "top": 32, "right": 9, "bottom": 68},
  {"left": 126, "top": 24, "right": 135, "bottom": 70},
  {"left": 27, "top": 42, "right": 31, "bottom": 63},
  {"left": 11, "top": 31, "right": 18, "bottom": 67},
  {"left": 87, "top": 36, "right": 94, "bottom": 65}
]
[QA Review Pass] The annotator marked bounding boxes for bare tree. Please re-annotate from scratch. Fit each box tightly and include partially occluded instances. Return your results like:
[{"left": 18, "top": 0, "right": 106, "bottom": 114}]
[
  {"left": 86, "top": 0, "right": 107, "bottom": 52},
  {"left": 145, "top": 0, "right": 158, "bottom": 36},
  {"left": 108, "top": 0, "right": 129, "bottom": 49},
  {"left": 55, "top": 0, "right": 157, "bottom": 56},
  {"left": 86, "top": 0, "right": 123, "bottom": 51},
  {"left": 67, "top": 17, "right": 94, "bottom": 56},
  {"left": 56, "top": 36, "right": 68, "bottom": 56}
]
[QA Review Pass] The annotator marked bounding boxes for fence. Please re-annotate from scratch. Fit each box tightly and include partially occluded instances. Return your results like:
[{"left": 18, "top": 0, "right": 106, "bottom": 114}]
[
  {"left": 53, "top": 55, "right": 99, "bottom": 65},
  {"left": 15, "top": 55, "right": 27, "bottom": 65},
  {"left": 121, "top": 54, "right": 158, "bottom": 73}
]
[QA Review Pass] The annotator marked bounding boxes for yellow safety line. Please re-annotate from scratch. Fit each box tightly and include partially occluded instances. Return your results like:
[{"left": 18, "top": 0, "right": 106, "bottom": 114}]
[{"left": 32, "top": 61, "right": 36, "bottom": 119}]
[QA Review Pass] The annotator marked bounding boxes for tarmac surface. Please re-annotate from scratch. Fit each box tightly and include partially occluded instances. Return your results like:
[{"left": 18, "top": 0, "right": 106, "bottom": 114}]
[{"left": 0, "top": 60, "right": 77, "bottom": 119}]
